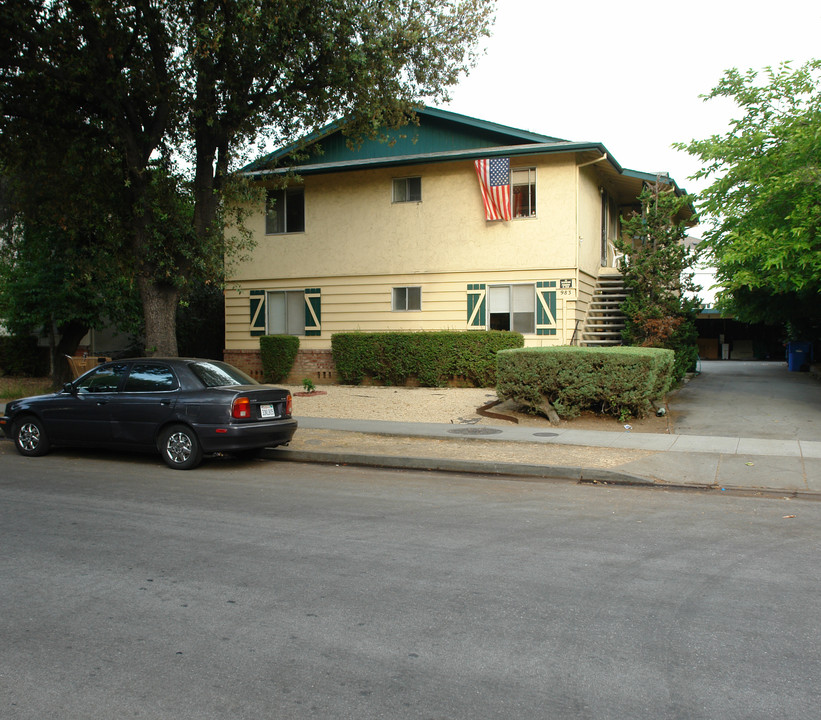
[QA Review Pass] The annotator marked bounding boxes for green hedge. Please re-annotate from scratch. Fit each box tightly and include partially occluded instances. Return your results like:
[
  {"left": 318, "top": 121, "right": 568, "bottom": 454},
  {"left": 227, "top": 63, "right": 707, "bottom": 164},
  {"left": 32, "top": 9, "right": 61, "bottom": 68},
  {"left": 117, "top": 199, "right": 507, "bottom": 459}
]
[
  {"left": 0, "top": 336, "right": 49, "bottom": 377},
  {"left": 259, "top": 335, "right": 300, "bottom": 382},
  {"left": 497, "top": 346, "right": 675, "bottom": 419},
  {"left": 332, "top": 331, "right": 525, "bottom": 387}
]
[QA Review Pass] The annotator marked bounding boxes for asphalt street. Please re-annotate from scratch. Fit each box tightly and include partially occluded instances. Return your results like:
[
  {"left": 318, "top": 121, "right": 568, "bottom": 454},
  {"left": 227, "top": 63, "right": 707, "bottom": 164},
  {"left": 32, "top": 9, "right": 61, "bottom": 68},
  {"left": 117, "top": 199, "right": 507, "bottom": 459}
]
[{"left": 2, "top": 452, "right": 820, "bottom": 719}]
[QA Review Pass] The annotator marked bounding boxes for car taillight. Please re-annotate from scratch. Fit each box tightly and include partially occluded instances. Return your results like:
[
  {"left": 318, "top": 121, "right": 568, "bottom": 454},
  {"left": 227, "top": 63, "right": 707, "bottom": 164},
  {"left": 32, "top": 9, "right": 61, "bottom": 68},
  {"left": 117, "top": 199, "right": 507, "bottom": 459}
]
[
  {"left": 286, "top": 394, "right": 292, "bottom": 416},
  {"left": 232, "top": 396, "right": 251, "bottom": 419}
]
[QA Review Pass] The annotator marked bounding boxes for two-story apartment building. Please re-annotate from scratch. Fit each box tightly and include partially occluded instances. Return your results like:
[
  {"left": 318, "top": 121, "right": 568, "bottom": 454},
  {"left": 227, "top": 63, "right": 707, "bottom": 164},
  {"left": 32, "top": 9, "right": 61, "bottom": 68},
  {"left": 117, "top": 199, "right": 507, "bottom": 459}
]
[{"left": 224, "top": 107, "right": 689, "bottom": 381}]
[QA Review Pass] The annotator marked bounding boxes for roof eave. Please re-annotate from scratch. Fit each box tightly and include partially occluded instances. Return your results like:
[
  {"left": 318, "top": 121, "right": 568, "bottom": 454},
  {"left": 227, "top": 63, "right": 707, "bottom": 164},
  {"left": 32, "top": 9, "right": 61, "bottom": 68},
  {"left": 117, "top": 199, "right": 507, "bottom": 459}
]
[{"left": 241, "top": 141, "right": 614, "bottom": 177}]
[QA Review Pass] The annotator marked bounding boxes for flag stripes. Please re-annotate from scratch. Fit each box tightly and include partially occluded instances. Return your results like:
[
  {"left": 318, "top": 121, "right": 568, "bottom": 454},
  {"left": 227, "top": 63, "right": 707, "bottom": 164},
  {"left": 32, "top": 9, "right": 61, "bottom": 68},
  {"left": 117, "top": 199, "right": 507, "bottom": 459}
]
[{"left": 474, "top": 158, "right": 511, "bottom": 221}]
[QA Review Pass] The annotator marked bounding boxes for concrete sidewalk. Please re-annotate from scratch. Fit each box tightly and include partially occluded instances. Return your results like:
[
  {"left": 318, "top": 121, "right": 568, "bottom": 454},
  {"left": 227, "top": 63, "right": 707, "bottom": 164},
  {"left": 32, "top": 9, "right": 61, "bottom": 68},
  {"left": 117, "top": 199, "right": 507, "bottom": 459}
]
[
  {"left": 271, "top": 416, "right": 821, "bottom": 498},
  {"left": 269, "top": 361, "right": 821, "bottom": 497}
]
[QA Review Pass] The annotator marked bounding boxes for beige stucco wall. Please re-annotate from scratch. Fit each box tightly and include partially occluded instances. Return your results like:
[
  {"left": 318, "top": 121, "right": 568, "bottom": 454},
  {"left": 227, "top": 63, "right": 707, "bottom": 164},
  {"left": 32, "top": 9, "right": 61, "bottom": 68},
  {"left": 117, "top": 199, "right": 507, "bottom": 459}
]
[
  {"left": 576, "top": 164, "right": 607, "bottom": 276},
  {"left": 230, "top": 155, "right": 580, "bottom": 282},
  {"left": 226, "top": 152, "right": 625, "bottom": 351}
]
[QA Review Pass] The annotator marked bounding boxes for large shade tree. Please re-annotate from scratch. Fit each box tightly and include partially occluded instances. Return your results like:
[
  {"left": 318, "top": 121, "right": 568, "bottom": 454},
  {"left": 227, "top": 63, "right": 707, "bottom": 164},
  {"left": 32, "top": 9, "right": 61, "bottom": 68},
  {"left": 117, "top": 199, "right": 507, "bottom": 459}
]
[
  {"left": 0, "top": 118, "right": 143, "bottom": 382},
  {"left": 0, "top": 0, "right": 495, "bottom": 355},
  {"left": 676, "top": 60, "right": 821, "bottom": 338}
]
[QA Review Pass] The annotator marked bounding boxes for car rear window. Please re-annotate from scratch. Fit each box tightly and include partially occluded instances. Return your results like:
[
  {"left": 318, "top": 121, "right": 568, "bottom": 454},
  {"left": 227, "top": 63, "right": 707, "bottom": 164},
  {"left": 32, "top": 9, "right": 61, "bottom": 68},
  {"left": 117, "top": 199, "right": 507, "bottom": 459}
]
[{"left": 189, "top": 361, "right": 259, "bottom": 388}]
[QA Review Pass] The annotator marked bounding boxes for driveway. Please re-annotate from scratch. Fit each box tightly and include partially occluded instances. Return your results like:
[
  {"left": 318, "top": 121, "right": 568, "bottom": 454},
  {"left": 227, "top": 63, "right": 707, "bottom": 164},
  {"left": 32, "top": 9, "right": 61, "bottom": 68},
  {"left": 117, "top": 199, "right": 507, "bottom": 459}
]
[{"left": 669, "top": 360, "right": 821, "bottom": 440}]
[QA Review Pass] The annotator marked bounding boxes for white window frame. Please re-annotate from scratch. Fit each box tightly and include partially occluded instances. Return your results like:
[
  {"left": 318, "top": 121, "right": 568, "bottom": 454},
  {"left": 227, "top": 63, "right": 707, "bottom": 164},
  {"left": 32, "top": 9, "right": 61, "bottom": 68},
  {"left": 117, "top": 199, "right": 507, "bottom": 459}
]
[
  {"left": 511, "top": 167, "right": 536, "bottom": 218},
  {"left": 392, "top": 176, "right": 422, "bottom": 203},
  {"left": 265, "top": 289, "right": 304, "bottom": 336},
  {"left": 392, "top": 286, "right": 422, "bottom": 311},
  {"left": 488, "top": 284, "right": 535, "bottom": 333}
]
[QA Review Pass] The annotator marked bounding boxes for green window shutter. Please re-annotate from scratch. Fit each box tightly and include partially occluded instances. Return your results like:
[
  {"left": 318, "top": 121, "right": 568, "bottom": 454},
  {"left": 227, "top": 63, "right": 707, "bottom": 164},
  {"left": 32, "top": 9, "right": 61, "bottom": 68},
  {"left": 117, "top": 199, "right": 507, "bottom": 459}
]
[
  {"left": 249, "top": 290, "right": 266, "bottom": 336},
  {"left": 304, "top": 288, "right": 321, "bottom": 336},
  {"left": 467, "top": 283, "right": 486, "bottom": 329},
  {"left": 536, "top": 281, "right": 557, "bottom": 336}
]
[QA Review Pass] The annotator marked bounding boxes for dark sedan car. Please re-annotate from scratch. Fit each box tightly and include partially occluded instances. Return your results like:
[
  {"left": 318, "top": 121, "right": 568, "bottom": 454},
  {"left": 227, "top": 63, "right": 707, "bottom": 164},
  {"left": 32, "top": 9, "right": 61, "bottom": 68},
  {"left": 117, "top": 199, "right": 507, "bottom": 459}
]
[{"left": 0, "top": 358, "right": 297, "bottom": 470}]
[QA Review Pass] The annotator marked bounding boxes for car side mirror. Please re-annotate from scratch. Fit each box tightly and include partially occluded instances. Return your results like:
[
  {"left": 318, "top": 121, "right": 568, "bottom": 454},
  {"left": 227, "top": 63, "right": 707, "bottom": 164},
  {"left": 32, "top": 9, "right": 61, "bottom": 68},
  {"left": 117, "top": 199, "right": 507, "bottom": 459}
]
[{"left": 63, "top": 382, "right": 76, "bottom": 394}]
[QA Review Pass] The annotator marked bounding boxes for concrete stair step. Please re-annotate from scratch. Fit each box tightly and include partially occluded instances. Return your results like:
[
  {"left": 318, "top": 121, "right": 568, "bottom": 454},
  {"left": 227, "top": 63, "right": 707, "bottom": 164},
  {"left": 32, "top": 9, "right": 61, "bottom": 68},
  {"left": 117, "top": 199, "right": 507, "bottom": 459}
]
[{"left": 582, "top": 274, "right": 628, "bottom": 347}]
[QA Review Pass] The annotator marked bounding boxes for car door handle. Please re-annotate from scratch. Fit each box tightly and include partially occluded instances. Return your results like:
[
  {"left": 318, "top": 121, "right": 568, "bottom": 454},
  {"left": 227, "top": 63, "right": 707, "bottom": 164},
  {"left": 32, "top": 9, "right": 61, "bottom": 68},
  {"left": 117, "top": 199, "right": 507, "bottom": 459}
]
[
  {"left": 160, "top": 400, "right": 172, "bottom": 406},
  {"left": 96, "top": 400, "right": 108, "bottom": 406}
]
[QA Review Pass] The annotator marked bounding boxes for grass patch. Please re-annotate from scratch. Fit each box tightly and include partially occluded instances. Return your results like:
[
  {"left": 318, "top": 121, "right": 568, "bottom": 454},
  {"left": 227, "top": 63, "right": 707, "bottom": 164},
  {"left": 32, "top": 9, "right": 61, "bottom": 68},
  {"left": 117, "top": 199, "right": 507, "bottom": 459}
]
[{"left": 0, "top": 377, "right": 54, "bottom": 400}]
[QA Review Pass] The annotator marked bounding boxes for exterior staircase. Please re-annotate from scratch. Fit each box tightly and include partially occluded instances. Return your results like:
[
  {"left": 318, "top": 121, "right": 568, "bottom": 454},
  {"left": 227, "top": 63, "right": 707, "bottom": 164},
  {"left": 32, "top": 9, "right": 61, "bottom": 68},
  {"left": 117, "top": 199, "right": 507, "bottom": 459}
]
[{"left": 581, "top": 275, "right": 628, "bottom": 346}]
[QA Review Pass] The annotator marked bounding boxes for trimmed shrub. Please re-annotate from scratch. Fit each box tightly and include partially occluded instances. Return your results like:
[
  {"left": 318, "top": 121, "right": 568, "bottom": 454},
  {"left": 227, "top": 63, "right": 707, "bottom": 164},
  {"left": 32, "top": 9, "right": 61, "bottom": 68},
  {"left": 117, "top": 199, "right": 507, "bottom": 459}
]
[
  {"left": 332, "top": 331, "right": 524, "bottom": 387},
  {"left": 0, "top": 335, "right": 49, "bottom": 377},
  {"left": 259, "top": 335, "right": 300, "bottom": 382},
  {"left": 497, "top": 346, "right": 674, "bottom": 419}
]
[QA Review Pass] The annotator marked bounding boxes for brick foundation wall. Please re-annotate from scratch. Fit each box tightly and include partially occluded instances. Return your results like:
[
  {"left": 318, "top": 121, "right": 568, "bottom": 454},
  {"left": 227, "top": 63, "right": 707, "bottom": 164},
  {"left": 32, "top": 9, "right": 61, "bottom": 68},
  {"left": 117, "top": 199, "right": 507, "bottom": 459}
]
[
  {"left": 223, "top": 349, "right": 265, "bottom": 381},
  {"left": 286, "top": 349, "right": 337, "bottom": 384},
  {"left": 223, "top": 348, "right": 338, "bottom": 385}
]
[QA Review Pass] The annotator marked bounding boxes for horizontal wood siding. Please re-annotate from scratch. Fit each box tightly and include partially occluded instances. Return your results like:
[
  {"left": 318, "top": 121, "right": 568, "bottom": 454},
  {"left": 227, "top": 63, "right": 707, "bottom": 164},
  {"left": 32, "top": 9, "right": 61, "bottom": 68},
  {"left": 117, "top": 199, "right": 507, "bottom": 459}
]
[{"left": 225, "top": 270, "right": 579, "bottom": 351}]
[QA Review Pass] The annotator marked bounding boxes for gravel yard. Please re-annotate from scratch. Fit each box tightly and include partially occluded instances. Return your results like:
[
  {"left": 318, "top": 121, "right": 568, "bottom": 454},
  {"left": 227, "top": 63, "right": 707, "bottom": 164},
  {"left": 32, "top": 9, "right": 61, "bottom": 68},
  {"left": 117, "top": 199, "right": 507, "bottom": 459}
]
[{"left": 283, "top": 384, "right": 672, "bottom": 434}]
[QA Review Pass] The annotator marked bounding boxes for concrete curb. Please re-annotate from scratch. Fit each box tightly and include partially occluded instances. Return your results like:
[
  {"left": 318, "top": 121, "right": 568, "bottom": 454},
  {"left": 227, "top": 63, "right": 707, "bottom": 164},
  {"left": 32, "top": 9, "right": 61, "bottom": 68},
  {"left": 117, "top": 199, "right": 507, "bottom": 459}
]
[
  {"left": 266, "top": 449, "right": 821, "bottom": 499},
  {"left": 266, "top": 448, "right": 656, "bottom": 486}
]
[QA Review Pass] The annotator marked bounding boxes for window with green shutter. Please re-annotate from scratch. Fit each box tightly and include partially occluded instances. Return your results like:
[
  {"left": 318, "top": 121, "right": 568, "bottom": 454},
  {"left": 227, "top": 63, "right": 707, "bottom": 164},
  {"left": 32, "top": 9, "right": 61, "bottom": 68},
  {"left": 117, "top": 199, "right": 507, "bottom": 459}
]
[
  {"left": 467, "top": 283, "right": 486, "bottom": 328},
  {"left": 250, "top": 288, "right": 321, "bottom": 337},
  {"left": 488, "top": 284, "right": 535, "bottom": 333},
  {"left": 249, "top": 290, "right": 266, "bottom": 336},
  {"left": 536, "top": 281, "right": 557, "bottom": 335},
  {"left": 304, "top": 288, "right": 321, "bottom": 336}
]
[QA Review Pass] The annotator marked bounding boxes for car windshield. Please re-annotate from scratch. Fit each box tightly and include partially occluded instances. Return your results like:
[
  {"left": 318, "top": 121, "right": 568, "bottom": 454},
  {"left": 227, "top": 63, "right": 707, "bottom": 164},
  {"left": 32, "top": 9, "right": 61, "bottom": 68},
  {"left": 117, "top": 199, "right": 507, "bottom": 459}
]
[{"left": 189, "top": 361, "right": 259, "bottom": 388}]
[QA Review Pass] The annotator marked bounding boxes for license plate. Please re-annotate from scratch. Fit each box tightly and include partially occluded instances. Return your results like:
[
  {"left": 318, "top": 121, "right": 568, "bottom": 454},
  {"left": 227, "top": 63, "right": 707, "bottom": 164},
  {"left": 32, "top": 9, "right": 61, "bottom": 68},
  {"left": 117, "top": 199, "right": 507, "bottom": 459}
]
[{"left": 260, "top": 404, "right": 277, "bottom": 418}]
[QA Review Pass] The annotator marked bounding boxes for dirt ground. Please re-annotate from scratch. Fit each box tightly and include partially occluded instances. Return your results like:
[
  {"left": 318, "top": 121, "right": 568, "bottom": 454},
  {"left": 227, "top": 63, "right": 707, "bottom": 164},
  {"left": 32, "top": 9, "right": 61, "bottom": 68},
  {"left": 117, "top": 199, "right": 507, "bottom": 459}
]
[{"left": 283, "top": 384, "right": 673, "bottom": 435}]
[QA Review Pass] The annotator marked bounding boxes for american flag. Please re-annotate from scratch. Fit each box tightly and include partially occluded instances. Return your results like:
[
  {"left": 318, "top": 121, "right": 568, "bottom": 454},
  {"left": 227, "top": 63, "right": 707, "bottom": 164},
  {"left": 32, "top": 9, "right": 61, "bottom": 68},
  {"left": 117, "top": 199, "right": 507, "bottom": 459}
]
[{"left": 474, "top": 157, "right": 511, "bottom": 221}]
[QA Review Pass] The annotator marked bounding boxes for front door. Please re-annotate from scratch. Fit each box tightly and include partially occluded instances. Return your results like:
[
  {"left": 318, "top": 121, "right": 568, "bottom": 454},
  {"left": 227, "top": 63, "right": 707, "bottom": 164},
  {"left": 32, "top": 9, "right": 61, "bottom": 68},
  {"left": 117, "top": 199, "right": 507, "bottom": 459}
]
[{"left": 43, "top": 363, "right": 129, "bottom": 445}]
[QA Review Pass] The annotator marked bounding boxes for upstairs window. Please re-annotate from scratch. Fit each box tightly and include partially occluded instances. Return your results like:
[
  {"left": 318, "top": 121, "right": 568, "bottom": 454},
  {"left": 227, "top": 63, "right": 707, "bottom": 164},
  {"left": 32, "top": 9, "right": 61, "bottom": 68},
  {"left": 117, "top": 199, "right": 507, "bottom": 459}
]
[
  {"left": 392, "top": 176, "right": 422, "bottom": 203},
  {"left": 266, "top": 187, "right": 305, "bottom": 234},
  {"left": 511, "top": 168, "right": 536, "bottom": 218},
  {"left": 392, "top": 286, "right": 421, "bottom": 311}
]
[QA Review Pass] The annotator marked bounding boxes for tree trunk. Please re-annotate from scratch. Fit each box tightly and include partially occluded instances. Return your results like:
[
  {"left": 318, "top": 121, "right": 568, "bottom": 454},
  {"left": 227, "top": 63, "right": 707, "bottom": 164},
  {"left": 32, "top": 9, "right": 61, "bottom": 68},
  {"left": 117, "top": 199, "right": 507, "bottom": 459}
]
[
  {"left": 139, "top": 276, "right": 180, "bottom": 356},
  {"left": 538, "top": 395, "right": 562, "bottom": 426},
  {"left": 53, "top": 320, "right": 90, "bottom": 386},
  {"left": 193, "top": 132, "right": 219, "bottom": 238}
]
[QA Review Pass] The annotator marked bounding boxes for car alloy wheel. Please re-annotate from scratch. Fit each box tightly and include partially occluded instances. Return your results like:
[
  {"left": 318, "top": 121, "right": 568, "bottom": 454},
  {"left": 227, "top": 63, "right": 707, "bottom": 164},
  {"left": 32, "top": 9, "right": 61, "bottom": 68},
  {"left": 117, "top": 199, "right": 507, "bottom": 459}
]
[
  {"left": 159, "top": 424, "right": 203, "bottom": 470},
  {"left": 14, "top": 416, "right": 51, "bottom": 457}
]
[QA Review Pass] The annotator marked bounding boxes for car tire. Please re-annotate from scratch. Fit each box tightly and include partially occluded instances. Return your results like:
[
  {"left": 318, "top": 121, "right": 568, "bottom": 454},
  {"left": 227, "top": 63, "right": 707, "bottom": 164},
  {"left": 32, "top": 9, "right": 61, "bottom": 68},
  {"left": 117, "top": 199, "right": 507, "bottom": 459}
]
[
  {"left": 158, "top": 424, "right": 203, "bottom": 470},
  {"left": 13, "top": 415, "right": 51, "bottom": 457}
]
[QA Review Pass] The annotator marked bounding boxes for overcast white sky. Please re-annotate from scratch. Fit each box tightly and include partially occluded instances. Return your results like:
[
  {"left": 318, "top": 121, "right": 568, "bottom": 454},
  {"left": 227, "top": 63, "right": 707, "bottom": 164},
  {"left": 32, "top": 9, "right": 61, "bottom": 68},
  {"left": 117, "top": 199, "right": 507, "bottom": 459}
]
[{"left": 446, "top": 0, "right": 820, "bottom": 207}]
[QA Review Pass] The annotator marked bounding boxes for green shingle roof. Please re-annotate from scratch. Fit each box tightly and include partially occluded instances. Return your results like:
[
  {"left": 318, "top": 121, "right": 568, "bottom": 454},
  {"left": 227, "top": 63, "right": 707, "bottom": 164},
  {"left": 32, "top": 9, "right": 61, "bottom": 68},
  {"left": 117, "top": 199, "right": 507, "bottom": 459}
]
[
  {"left": 240, "top": 106, "right": 566, "bottom": 173},
  {"left": 240, "top": 106, "right": 688, "bottom": 200}
]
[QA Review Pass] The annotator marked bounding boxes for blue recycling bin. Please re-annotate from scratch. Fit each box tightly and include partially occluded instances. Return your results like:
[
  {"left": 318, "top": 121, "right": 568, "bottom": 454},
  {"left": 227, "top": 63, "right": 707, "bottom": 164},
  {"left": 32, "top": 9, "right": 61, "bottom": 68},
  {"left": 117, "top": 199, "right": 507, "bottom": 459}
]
[{"left": 787, "top": 342, "right": 813, "bottom": 371}]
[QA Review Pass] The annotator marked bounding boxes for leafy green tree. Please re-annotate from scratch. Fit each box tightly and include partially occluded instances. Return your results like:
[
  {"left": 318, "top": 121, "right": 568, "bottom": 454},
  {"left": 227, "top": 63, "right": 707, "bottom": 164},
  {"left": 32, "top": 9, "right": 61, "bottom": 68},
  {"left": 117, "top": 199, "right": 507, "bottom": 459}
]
[
  {"left": 0, "top": 0, "right": 495, "bottom": 356},
  {"left": 616, "top": 182, "right": 700, "bottom": 382},
  {"left": 0, "top": 219, "right": 142, "bottom": 384},
  {"left": 676, "top": 60, "right": 821, "bottom": 337},
  {"left": 0, "top": 123, "right": 143, "bottom": 383}
]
